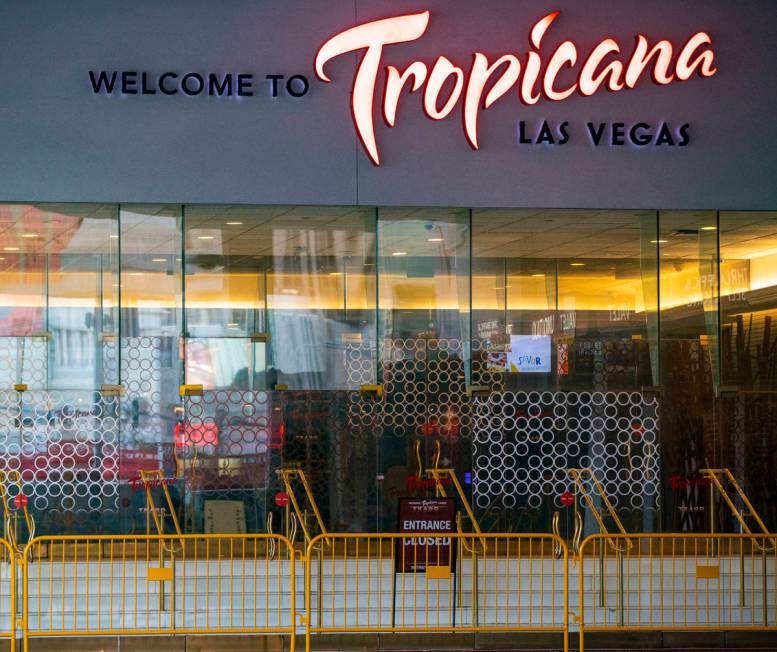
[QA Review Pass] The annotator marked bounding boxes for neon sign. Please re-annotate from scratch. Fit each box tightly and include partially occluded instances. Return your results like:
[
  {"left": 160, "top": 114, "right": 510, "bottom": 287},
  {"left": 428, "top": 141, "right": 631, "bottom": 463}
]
[{"left": 314, "top": 11, "right": 717, "bottom": 165}]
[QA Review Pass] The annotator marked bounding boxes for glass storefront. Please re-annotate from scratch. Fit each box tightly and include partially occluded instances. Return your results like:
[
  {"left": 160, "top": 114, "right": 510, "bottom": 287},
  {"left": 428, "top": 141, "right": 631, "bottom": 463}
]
[{"left": 1, "top": 204, "right": 775, "bottom": 535}]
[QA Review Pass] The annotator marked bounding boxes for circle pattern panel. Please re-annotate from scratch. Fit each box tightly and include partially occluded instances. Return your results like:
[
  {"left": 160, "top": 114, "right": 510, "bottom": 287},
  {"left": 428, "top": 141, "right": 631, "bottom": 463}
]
[{"left": 472, "top": 390, "right": 661, "bottom": 511}]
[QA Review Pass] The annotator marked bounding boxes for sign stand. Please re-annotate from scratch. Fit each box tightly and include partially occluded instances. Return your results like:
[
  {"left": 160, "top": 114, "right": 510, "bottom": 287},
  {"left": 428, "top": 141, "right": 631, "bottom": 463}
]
[{"left": 394, "top": 498, "right": 457, "bottom": 630}]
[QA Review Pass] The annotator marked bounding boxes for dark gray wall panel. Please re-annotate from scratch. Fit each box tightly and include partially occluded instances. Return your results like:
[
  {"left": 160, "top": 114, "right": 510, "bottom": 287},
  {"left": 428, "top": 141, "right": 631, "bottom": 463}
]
[{"left": 0, "top": 0, "right": 774, "bottom": 208}]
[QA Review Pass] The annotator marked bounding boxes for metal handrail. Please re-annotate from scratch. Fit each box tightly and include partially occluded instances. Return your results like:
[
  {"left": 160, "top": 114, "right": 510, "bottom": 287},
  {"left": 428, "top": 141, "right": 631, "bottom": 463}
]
[
  {"left": 701, "top": 468, "right": 776, "bottom": 552},
  {"left": 276, "top": 468, "right": 329, "bottom": 549},
  {"left": 425, "top": 441, "right": 486, "bottom": 554},
  {"left": 568, "top": 468, "right": 631, "bottom": 553},
  {"left": 138, "top": 469, "right": 183, "bottom": 553}
]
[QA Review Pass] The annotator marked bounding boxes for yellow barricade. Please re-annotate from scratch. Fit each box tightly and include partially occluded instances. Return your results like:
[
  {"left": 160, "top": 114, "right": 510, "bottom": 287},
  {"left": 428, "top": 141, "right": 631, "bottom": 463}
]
[
  {"left": 0, "top": 538, "right": 16, "bottom": 652},
  {"left": 578, "top": 533, "right": 777, "bottom": 651},
  {"left": 21, "top": 534, "right": 297, "bottom": 650},
  {"left": 304, "top": 532, "right": 569, "bottom": 652}
]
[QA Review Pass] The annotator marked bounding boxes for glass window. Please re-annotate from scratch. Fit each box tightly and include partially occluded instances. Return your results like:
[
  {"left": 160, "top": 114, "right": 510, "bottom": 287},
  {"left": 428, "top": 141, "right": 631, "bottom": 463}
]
[
  {"left": 183, "top": 205, "right": 376, "bottom": 391},
  {"left": 472, "top": 209, "right": 658, "bottom": 392},
  {"left": 0, "top": 203, "right": 118, "bottom": 389},
  {"left": 6, "top": 201, "right": 777, "bottom": 536},
  {"left": 658, "top": 210, "right": 719, "bottom": 532},
  {"left": 718, "top": 211, "right": 777, "bottom": 531},
  {"left": 375, "top": 208, "right": 471, "bottom": 529},
  {"left": 470, "top": 209, "right": 660, "bottom": 534},
  {"left": 118, "top": 205, "right": 183, "bottom": 532},
  {"left": 0, "top": 203, "right": 119, "bottom": 535}
]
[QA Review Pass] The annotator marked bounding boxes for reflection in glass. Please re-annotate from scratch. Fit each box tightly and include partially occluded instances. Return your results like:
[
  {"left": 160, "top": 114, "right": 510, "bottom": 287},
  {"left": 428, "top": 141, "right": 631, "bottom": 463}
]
[
  {"left": 472, "top": 209, "right": 658, "bottom": 392},
  {"left": 184, "top": 206, "right": 376, "bottom": 391},
  {"left": 119, "top": 205, "right": 183, "bottom": 533},
  {"left": 658, "top": 210, "right": 719, "bottom": 532},
  {"left": 0, "top": 203, "right": 120, "bottom": 534},
  {"left": 471, "top": 209, "right": 660, "bottom": 534},
  {"left": 718, "top": 212, "right": 777, "bottom": 530},
  {"left": 0, "top": 204, "right": 119, "bottom": 389},
  {"left": 376, "top": 208, "right": 471, "bottom": 530},
  {"left": 4, "top": 203, "right": 777, "bottom": 535}
]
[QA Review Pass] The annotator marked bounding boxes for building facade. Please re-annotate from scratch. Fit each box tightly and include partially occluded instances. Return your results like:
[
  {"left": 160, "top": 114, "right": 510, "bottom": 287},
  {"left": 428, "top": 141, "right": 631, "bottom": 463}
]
[{"left": 0, "top": 0, "right": 776, "bottom": 538}]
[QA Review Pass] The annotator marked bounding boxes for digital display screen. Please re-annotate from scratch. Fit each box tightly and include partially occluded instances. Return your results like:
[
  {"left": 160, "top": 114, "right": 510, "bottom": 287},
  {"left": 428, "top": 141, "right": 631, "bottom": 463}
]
[{"left": 487, "top": 335, "right": 552, "bottom": 373}]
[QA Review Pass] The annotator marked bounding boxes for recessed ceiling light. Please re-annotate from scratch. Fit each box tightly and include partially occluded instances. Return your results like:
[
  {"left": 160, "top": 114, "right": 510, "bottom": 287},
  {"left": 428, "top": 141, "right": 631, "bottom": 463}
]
[
  {"left": 152, "top": 258, "right": 166, "bottom": 262},
  {"left": 531, "top": 273, "right": 545, "bottom": 277},
  {"left": 3, "top": 247, "right": 19, "bottom": 251},
  {"left": 329, "top": 271, "right": 343, "bottom": 276},
  {"left": 226, "top": 322, "right": 239, "bottom": 327},
  {"left": 427, "top": 237, "right": 443, "bottom": 242},
  {"left": 650, "top": 239, "right": 669, "bottom": 244},
  {"left": 391, "top": 251, "right": 407, "bottom": 256},
  {"left": 127, "top": 272, "right": 144, "bottom": 276},
  {"left": 109, "top": 234, "right": 119, "bottom": 239},
  {"left": 22, "top": 233, "right": 38, "bottom": 238},
  {"left": 197, "top": 235, "right": 214, "bottom": 240},
  {"left": 700, "top": 226, "right": 717, "bottom": 231},
  {"left": 225, "top": 221, "right": 243, "bottom": 226},
  {"left": 570, "top": 262, "right": 585, "bottom": 267}
]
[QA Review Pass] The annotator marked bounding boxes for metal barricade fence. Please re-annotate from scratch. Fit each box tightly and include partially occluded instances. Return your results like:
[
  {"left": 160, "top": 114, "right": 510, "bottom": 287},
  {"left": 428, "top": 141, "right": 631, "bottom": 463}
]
[
  {"left": 0, "top": 538, "right": 16, "bottom": 652},
  {"left": 304, "top": 532, "right": 569, "bottom": 652},
  {"left": 578, "top": 533, "right": 777, "bottom": 651},
  {"left": 21, "top": 534, "right": 297, "bottom": 650},
  {"left": 3, "top": 531, "right": 776, "bottom": 651}
]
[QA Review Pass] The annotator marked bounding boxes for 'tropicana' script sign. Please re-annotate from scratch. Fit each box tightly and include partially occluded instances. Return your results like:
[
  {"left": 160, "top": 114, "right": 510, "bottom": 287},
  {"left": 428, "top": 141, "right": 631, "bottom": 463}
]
[{"left": 315, "top": 10, "right": 717, "bottom": 164}]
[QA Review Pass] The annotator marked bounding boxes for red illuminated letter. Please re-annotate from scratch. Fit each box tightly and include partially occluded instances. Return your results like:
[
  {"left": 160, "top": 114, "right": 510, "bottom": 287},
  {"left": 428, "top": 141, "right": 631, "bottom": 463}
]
[
  {"left": 384, "top": 62, "right": 428, "bottom": 127},
  {"left": 675, "top": 32, "right": 717, "bottom": 80},
  {"left": 543, "top": 41, "right": 578, "bottom": 101},
  {"left": 625, "top": 36, "right": 674, "bottom": 87},
  {"left": 424, "top": 56, "right": 465, "bottom": 119},
  {"left": 521, "top": 12, "right": 559, "bottom": 105},
  {"left": 579, "top": 40, "right": 625, "bottom": 96},
  {"left": 464, "top": 53, "right": 521, "bottom": 149},
  {"left": 315, "top": 11, "right": 431, "bottom": 165}
]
